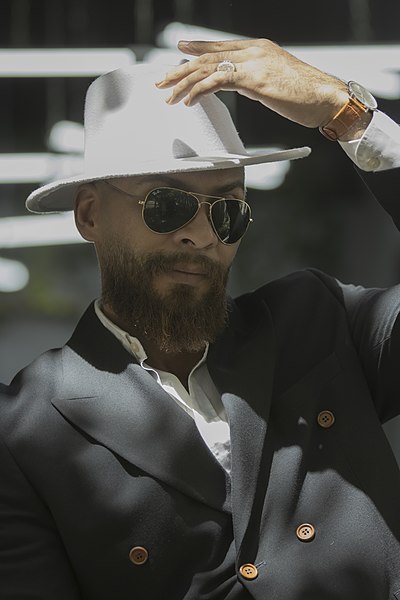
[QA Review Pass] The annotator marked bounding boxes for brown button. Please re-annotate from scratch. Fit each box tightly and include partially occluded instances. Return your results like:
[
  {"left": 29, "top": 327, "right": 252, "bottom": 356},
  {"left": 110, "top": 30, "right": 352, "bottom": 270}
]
[
  {"left": 317, "top": 410, "right": 335, "bottom": 429},
  {"left": 129, "top": 546, "right": 149, "bottom": 565},
  {"left": 296, "top": 523, "right": 316, "bottom": 542},
  {"left": 239, "top": 563, "right": 258, "bottom": 580}
]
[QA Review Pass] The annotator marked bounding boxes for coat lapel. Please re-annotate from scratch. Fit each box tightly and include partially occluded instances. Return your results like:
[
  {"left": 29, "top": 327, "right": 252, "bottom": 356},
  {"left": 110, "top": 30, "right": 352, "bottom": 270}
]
[
  {"left": 52, "top": 305, "right": 230, "bottom": 513},
  {"left": 51, "top": 295, "right": 275, "bottom": 534},
  {"left": 208, "top": 294, "right": 276, "bottom": 556}
]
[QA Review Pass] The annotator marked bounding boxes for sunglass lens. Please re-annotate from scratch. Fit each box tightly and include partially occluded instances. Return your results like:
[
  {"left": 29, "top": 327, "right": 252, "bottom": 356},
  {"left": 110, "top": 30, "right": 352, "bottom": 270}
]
[
  {"left": 143, "top": 188, "right": 198, "bottom": 233},
  {"left": 211, "top": 199, "right": 250, "bottom": 244}
]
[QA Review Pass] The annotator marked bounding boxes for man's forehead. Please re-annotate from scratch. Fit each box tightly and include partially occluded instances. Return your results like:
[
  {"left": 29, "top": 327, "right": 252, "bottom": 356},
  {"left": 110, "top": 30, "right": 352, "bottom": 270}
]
[{"left": 113, "top": 168, "right": 245, "bottom": 193}]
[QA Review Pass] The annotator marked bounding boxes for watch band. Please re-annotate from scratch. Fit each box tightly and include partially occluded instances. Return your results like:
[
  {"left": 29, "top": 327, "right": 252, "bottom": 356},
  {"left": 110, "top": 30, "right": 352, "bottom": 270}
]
[{"left": 319, "top": 96, "right": 370, "bottom": 141}]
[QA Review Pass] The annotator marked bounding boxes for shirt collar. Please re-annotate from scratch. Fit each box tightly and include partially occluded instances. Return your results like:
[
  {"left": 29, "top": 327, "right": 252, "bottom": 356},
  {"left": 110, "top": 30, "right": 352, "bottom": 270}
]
[{"left": 94, "top": 299, "right": 148, "bottom": 363}]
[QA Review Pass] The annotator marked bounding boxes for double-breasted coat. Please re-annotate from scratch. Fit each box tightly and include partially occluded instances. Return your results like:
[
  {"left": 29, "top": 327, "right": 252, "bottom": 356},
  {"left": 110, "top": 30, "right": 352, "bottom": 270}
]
[{"left": 0, "top": 169, "right": 400, "bottom": 599}]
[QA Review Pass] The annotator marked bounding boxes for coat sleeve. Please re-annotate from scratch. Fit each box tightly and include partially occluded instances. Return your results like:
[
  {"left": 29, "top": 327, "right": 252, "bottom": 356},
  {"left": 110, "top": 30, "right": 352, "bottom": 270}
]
[
  {"left": 337, "top": 278, "right": 400, "bottom": 423},
  {"left": 0, "top": 433, "right": 81, "bottom": 599},
  {"left": 329, "top": 167, "right": 400, "bottom": 423}
]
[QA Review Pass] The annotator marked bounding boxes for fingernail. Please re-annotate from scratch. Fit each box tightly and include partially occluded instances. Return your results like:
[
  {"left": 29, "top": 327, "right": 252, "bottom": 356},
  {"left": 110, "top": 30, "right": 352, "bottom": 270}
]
[{"left": 178, "top": 40, "right": 190, "bottom": 46}]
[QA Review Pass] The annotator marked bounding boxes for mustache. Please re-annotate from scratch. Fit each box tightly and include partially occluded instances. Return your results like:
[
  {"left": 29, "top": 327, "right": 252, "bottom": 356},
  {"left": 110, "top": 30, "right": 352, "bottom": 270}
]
[{"left": 138, "top": 251, "right": 227, "bottom": 279}]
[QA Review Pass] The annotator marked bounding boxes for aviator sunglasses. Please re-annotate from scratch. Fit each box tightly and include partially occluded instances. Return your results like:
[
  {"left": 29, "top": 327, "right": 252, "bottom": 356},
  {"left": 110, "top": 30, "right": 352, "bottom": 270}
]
[{"left": 103, "top": 180, "right": 253, "bottom": 245}]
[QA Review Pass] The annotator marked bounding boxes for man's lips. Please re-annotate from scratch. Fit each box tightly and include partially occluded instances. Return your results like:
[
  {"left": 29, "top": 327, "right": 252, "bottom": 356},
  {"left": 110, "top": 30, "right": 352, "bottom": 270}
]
[
  {"left": 159, "top": 265, "right": 211, "bottom": 285},
  {"left": 171, "top": 264, "right": 209, "bottom": 276},
  {"left": 173, "top": 269, "right": 207, "bottom": 276}
]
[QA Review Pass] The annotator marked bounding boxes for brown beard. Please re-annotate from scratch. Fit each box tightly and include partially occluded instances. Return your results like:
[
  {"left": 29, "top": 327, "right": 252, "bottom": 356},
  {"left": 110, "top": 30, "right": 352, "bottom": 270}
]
[{"left": 100, "top": 244, "right": 230, "bottom": 354}]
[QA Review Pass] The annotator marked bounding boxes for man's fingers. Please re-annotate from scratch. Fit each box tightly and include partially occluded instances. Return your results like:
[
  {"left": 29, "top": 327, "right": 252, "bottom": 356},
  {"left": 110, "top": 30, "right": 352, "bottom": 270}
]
[
  {"left": 154, "top": 37, "right": 269, "bottom": 107},
  {"left": 165, "top": 66, "right": 218, "bottom": 104},
  {"left": 156, "top": 60, "right": 200, "bottom": 88},
  {"left": 177, "top": 39, "right": 251, "bottom": 56},
  {"left": 181, "top": 71, "right": 240, "bottom": 106},
  {"left": 156, "top": 50, "right": 246, "bottom": 89}
]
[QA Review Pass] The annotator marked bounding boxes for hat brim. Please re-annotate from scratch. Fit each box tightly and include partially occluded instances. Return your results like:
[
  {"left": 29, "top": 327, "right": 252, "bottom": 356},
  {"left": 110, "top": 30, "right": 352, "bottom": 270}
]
[{"left": 26, "top": 146, "right": 311, "bottom": 213}]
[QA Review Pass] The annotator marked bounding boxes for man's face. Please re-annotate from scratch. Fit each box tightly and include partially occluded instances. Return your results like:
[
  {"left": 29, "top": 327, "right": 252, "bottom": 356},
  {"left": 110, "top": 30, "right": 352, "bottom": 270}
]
[{"left": 75, "top": 168, "right": 246, "bottom": 352}]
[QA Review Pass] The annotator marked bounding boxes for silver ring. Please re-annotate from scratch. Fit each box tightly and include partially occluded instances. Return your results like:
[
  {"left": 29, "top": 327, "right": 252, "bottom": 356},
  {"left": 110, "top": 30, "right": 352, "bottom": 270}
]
[{"left": 216, "top": 60, "right": 237, "bottom": 73}]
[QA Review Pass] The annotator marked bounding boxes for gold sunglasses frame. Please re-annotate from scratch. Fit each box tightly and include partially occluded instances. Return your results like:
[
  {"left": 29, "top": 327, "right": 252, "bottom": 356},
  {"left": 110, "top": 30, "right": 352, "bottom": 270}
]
[{"left": 102, "top": 180, "right": 253, "bottom": 245}]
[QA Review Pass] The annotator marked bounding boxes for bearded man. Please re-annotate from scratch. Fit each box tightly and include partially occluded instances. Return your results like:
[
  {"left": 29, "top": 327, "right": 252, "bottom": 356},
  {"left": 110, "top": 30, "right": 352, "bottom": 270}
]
[{"left": 1, "top": 39, "right": 400, "bottom": 600}]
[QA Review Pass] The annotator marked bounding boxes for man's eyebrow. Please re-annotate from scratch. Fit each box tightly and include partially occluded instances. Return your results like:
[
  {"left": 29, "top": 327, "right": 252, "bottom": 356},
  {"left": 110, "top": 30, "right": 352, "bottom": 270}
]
[
  {"left": 136, "top": 175, "right": 180, "bottom": 187},
  {"left": 213, "top": 180, "right": 246, "bottom": 195}
]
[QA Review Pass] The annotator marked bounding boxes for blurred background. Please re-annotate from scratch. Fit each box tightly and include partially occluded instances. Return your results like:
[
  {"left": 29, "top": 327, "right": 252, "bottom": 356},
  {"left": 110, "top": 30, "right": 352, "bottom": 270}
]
[{"left": 0, "top": 0, "right": 399, "bottom": 461}]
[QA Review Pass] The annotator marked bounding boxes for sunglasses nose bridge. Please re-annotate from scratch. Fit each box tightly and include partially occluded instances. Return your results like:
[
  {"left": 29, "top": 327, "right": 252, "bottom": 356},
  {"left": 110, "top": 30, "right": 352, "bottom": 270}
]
[
  {"left": 191, "top": 196, "right": 249, "bottom": 245},
  {"left": 199, "top": 200, "right": 212, "bottom": 214},
  {"left": 156, "top": 193, "right": 215, "bottom": 247},
  {"left": 200, "top": 201, "right": 225, "bottom": 244},
  {"left": 186, "top": 198, "right": 219, "bottom": 243}
]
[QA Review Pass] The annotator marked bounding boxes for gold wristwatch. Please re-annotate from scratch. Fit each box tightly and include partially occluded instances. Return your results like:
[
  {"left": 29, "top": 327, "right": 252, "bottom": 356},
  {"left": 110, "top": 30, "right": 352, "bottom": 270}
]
[{"left": 319, "top": 81, "right": 378, "bottom": 141}]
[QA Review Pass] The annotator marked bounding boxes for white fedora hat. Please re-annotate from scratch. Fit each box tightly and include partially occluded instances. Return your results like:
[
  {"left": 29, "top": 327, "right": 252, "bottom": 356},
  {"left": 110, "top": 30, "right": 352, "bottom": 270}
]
[{"left": 26, "top": 63, "right": 311, "bottom": 213}]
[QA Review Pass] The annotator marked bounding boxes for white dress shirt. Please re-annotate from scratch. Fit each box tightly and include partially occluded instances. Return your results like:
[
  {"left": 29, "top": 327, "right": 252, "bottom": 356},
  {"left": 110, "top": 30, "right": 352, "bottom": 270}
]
[
  {"left": 94, "top": 301, "right": 231, "bottom": 473},
  {"left": 94, "top": 111, "right": 400, "bottom": 473},
  {"left": 339, "top": 110, "right": 400, "bottom": 171}
]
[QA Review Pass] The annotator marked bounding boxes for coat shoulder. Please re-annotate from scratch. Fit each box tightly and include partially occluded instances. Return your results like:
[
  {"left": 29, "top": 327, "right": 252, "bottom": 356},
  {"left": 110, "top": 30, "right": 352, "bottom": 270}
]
[
  {"left": 0, "top": 348, "right": 64, "bottom": 448},
  {"left": 234, "top": 268, "right": 346, "bottom": 316}
]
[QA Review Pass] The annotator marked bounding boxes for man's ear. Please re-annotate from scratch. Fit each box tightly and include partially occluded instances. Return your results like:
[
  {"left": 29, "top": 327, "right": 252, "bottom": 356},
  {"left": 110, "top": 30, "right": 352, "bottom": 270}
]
[{"left": 74, "top": 183, "right": 101, "bottom": 242}]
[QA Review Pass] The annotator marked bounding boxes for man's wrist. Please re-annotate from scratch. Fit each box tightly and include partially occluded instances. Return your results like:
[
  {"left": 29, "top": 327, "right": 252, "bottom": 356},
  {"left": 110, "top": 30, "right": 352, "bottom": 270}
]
[
  {"left": 337, "top": 110, "right": 373, "bottom": 142},
  {"left": 319, "top": 81, "right": 377, "bottom": 142}
]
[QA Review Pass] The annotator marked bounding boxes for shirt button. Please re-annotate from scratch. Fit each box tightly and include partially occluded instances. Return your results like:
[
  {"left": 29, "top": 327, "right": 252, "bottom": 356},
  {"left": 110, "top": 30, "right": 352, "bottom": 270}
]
[
  {"left": 239, "top": 563, "right": 258, "bottom": 580},
  {"left": 317, "top": 410, "right": 335, "bottom": 428},
  {"left": 296, "top": 523, "right": 316, "bottom": 542},
  {"left": 129, "top": 546, "right": 149, "bottom": 565},
  {"left": 366, "top": 157, "right": 380, "bottom": 170},
  {"left": 130, "top": 341, "right": 140, "bottom": 355}
]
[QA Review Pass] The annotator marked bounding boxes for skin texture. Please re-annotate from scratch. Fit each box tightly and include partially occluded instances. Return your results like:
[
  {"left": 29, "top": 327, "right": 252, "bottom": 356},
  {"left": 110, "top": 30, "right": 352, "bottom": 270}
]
[
  {"left": 74, "top": 168, "right": 245, "bottom": 384},
  {"left": 156, "top": 38, "right": 371, "bottom": 139}
]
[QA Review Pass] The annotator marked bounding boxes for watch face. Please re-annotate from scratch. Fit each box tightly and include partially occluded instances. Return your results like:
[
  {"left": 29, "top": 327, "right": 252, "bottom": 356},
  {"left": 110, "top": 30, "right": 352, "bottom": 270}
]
[{"left": 348, "top": 81, "right": 378, "bottom": 110}]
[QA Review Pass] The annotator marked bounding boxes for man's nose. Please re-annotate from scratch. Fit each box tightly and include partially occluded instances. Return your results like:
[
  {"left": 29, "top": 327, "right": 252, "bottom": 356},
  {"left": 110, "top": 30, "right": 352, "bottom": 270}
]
[{"left": 172, "top": 203, "right": 218, "bottom": 249}]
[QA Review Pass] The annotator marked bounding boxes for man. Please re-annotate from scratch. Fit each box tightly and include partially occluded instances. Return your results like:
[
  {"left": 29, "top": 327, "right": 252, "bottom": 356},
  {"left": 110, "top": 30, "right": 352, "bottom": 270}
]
[{"left": 1, "top": 38, "right": 400, "bottom": 599}]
